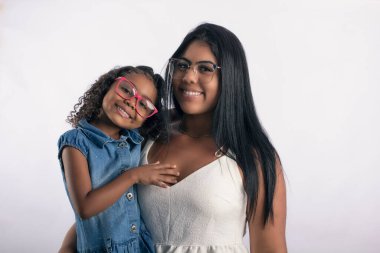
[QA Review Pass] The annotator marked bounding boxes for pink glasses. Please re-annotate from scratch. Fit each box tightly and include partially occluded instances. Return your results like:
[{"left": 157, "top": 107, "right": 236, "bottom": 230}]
[{"left": 114, "top": 77, "right": 158, "bottom": 119}]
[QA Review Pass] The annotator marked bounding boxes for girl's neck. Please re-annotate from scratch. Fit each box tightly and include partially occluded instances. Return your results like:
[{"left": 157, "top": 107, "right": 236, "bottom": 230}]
[{"left": 91, "top": 117, "right": 122, "bottom": 140}]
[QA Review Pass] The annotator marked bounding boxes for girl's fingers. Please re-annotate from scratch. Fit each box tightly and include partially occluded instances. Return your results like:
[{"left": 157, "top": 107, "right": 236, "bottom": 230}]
[
  {"left": 156, "top": 168, "right": 180, "bottom": 176},
  {"left": 151, "top": 163, "right": 177, "bottom": 170},
  {"left": 155, "top": 181, "right": 169, "bottom": 188},
  {"left": 160, "top": 176, "right": 178, "bottom": 184}
]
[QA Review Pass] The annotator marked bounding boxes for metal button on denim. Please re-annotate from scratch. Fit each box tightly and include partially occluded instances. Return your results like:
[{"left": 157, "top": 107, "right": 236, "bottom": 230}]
[
  {"left": 126, "top": 192, "right": 134, "bottom": 200},
  {"left": 119, "top": 142, "right": 126, "bottom": 148},
  {"left": 130, "top": 224, "right": 137, "bottom": 232}
]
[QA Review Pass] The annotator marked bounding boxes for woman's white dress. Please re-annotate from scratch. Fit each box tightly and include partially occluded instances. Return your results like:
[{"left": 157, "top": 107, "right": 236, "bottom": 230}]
[{"left": 137, "top": 140, "right": 248, "bottom": 253}]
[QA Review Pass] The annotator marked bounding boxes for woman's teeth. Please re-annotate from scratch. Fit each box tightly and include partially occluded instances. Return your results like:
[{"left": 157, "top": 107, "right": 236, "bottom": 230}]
[{"left": 183, "top": 90, "right": 202, "bottom": 96}]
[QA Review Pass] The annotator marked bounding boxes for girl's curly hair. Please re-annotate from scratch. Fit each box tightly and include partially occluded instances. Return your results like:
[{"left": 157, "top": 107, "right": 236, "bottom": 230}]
[{"left": 67, "top": 66, "right": 166, "bottom": 140}]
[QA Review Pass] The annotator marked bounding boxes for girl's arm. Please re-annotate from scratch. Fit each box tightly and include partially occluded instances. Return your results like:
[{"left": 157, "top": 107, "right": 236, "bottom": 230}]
[
  {"left": 58, "top": 223, "right": 76, "bottom": 253},
  {"left": 62, "top": 147, "right": 178, "bottom": 219},
  {"left": 249, "top": 158, "right": 287, "bottom": 253}
]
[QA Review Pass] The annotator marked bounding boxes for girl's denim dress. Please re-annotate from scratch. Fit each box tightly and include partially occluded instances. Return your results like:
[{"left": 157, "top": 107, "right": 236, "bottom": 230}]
[{"left": 58, "top": 120, "right": 153, "bottom": 253}]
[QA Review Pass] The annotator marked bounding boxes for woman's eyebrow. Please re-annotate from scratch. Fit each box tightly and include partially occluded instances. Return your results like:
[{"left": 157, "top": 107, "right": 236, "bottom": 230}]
[{"left": 180, "top": 57, "right": 217, "bottom": 65}]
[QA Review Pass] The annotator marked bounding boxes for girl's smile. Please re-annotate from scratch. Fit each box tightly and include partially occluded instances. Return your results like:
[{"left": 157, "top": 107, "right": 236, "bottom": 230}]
[{"left": 116, "top": 103, "right": 134, "bottom": 119}]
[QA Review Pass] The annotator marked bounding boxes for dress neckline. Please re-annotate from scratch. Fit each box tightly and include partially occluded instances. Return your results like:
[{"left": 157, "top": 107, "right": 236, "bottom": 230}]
[{"left": 143, "top": 140, "right": 224, "bottom": 187}]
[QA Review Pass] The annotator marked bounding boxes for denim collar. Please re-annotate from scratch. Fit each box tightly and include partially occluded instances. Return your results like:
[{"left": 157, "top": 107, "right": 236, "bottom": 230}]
[{"left": 78, "top": 119, "right": 143, "bottom": 148}]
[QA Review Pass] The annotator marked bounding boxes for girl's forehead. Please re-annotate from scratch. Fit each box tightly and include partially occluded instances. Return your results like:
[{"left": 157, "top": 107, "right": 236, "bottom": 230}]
[
  {"left": 122, "top": 73, "right": 157, "bottom": 100},
  {"left": 121, "top": 72, "right": 151, "bottom": 86}
]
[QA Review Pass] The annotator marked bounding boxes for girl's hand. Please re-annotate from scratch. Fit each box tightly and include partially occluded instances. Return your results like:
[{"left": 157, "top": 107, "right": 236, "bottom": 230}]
[
  {"left": 131, "top": 162, "right": 179, "bottom": 188},
  {"left": 62, "top": 147, "right": 177, "bottom": 219}
]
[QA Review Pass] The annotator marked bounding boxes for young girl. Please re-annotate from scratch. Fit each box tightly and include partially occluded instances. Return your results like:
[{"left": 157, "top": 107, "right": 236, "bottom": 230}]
[{"left": 58, "top": 66, "right": 179, "bottom": 253}]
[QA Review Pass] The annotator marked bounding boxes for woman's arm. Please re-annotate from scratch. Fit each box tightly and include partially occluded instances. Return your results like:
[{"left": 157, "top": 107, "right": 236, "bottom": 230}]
[
  {"left": 249, "top": 158, "right": 287, "bottom": 253},
  {"left": 62, "top": 147, "right": 178, "bottom": 219},
  {"left": 58, "top": 223, "right": 76, "bottom": 253}
]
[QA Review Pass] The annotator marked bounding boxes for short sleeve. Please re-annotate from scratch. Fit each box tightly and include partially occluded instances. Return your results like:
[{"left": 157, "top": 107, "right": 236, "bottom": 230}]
[{"left": 57, "top": 129, "right": 89, "bottom": 160}]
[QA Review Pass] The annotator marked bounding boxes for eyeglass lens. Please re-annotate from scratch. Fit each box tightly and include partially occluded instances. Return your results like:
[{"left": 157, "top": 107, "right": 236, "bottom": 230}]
[{"left": 171, "top": 59, "right": 218, "bottom": 83}]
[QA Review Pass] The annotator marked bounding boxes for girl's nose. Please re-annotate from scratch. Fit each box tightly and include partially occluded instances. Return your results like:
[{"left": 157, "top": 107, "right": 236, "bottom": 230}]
[{"left": 124, "top": 99, "right": 135, "bottom": 110}]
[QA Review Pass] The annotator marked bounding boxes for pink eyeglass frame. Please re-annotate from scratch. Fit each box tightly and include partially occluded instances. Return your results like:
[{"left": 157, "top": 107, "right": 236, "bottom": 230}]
[{"left": 114, "top": 77, "right": 158, "bottom": 119}]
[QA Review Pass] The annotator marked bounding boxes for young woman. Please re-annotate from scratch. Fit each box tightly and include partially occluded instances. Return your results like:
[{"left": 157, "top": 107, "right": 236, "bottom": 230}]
[{"left": 138, "top": 23, "right": 287, "bottom": 252}]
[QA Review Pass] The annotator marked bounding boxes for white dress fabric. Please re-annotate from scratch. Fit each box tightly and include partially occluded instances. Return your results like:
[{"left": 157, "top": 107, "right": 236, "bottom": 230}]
[{"left": 137, "top": 140, "right": 248, "bottom": 253}]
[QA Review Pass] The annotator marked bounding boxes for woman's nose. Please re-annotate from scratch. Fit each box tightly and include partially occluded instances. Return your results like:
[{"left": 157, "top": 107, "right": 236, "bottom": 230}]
[{"left": 182, "top": 66, "right": 198, "bottom": 83}]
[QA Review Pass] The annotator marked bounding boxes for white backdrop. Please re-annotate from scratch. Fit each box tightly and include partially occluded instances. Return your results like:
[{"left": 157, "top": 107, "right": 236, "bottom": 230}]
[{"left": 1, "top": 0, "right": 379, "bottom": 252}]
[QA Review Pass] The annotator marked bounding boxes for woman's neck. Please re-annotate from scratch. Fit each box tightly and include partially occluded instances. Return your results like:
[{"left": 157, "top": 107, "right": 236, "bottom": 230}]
[{"left": 179, "top": 114, "right": 213, "bottom": 137}]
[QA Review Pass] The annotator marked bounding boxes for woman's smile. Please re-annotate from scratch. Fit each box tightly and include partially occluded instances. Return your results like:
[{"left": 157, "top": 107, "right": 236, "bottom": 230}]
[{"left": 179, "top": 87, "right": 204, "bottom": 97}]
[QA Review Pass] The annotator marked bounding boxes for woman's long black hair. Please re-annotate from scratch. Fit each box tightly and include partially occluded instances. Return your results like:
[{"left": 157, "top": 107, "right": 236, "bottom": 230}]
[
  {"left": 163, "top": 23, "right": 280, "bottom": 225},
  {"left": 67, "top": 66, "right": 165, "bottom": 140}
]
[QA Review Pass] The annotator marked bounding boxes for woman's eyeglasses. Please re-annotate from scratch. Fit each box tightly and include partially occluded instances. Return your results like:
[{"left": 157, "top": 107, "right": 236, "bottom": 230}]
[
  {"left": 169, "top": 58, "right": 221, "bottom": 83},
  {"left": 114, "top": 77, "right": 158, "bottom": 119}
]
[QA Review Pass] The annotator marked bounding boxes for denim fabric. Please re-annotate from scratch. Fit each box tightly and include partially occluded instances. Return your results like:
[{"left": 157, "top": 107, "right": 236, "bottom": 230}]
[{"left": 58, "top": 119, "right": 153, "bottom": 253}]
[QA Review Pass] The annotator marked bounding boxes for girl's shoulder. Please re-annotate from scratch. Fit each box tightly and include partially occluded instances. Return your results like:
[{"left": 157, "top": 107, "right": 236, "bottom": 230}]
[
  {"left": 58, "top": 128, "right": 86, "bottom": 143},
  {"left": 57, "top": 128, "right": 89, "bottom": 159}
]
